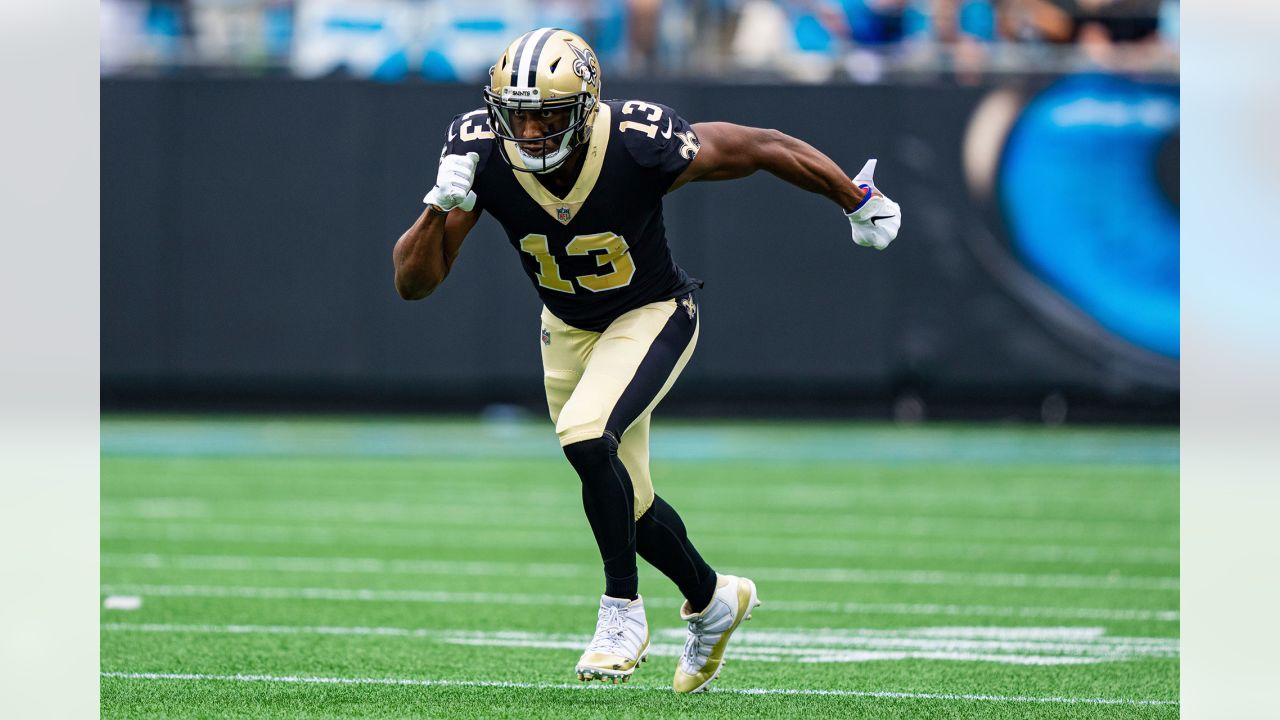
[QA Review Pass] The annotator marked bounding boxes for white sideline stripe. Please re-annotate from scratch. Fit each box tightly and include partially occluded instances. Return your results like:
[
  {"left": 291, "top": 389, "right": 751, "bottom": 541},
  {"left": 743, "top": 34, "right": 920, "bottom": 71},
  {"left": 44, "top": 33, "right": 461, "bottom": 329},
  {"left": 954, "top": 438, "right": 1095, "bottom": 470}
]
[
  {"left": 438, "top": 638, "right": 1142, "bottom": 666},
  {"left": 99, "top": 518, "right": 1175, "bottom": 549},
  {"left": 98, "top": 584, "right": 1179, "bottom": 622},
  {"left": 99, "top": 531, "right": 1179, "bottom": 565},
  {"left": 101, "top": 497, "right": 1179, "bottom": 537},
  {"left": 100, "top": 622, "right": 1179, "bottom": 648},
  {"left": 102, "top": 553, "right": 579, "bottom": 579},
  {"left": 98, "top": 553, "right": 1177, "bottom": 591},
  {"left": 99, "top": 671, "right": 1178, "bottom": 706},
  {"left": 101, "top": 623, "right": 1177, "bottom": 666},
  {"left": 100, "top": 501, "right": 1182, "bottom": 561},
  {"left": 753, "top": 567, "right": 1177, "bottom": 591}
]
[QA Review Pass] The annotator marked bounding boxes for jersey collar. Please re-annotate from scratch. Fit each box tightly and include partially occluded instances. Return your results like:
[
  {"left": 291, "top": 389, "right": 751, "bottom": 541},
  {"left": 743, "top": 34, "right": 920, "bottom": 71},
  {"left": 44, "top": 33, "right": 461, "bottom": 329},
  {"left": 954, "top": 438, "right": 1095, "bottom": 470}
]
[{"left": 504, "top": 103, "right": 611, "bottom": 226}]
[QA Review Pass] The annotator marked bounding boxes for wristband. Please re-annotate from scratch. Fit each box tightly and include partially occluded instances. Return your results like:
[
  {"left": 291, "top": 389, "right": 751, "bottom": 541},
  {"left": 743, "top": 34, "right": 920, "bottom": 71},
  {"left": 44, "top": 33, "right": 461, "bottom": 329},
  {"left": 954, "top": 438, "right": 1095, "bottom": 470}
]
[{"left": 848, "top": 184, "right": 874, "bottom": 214}]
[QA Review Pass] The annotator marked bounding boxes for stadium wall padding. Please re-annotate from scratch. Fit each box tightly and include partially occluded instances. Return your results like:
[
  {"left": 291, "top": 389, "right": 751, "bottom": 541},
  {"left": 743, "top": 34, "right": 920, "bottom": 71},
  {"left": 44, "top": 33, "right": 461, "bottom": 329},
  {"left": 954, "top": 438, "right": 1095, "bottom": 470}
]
[{"left": 101, "top": 78, "right": 1178, "bottom": 418}]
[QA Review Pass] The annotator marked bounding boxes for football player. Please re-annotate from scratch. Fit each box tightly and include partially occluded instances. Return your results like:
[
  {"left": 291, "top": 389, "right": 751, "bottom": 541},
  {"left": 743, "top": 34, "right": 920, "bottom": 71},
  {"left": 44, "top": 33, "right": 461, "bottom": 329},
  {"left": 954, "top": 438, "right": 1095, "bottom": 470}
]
[{"left": 393, "top": 28, "right": 900, "bottom": 693}]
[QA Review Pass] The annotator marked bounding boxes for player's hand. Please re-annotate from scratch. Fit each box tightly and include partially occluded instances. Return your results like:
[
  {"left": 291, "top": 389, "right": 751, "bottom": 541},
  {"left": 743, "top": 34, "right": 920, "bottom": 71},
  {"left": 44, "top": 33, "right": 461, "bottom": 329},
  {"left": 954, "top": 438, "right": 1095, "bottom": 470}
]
[
  {"left": 423, "top": 151, "right": 479, "bottom": 213},
  {"left": 845, "top": 159, "right": 901, "bottom": 250}
]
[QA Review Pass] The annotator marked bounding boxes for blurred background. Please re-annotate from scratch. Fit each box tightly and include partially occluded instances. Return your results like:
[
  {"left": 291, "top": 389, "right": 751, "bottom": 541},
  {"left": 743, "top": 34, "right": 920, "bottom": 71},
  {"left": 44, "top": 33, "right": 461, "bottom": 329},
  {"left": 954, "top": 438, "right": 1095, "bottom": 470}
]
[{"left": 99, "top": 0, "right": 1179, "bottom": 423}]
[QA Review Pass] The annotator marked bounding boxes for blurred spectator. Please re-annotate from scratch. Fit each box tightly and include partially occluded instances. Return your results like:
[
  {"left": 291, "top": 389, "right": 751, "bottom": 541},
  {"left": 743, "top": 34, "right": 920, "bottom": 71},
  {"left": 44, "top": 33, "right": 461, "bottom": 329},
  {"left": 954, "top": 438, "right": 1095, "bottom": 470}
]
[
  {"left": 99, "top": 0, "right": 1178, "bottom": 81},
  {"left": 190, "top": 0, "right": 286, "bottom": 68},
  {"left": 101, "top": 0, "right": 190, "bottom": 72},
  {"left": 628, "top": 0, "right": 663, "bottom": 74},
  {"left": 730, "top": 0, "right": 788, "bottom": 73},
  {"left": 101, "top": 0, "right": 151, "bottom": 73},
  {"left": 997, "top": 0, "right": 1161, "bottom": 44},
  {"left": 840, "top": 0, "right": 908, "bottom": 46},
  {"left": 994, "top": 0, "right": 1171, "bottom": 73},
  {"left": 932, "top": 0, "right": 999, "bottom": 84}
]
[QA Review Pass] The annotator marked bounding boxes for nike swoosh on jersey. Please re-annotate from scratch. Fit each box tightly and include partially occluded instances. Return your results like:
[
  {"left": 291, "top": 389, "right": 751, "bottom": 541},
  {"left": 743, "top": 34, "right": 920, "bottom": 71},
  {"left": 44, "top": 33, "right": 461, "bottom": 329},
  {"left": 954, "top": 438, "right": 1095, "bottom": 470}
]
[
  {"left": 661, "top": 119, "right": 672, "bottom": 139},
  {"left": 448, "top": 124, "right": 457, "bottom": 142},
  {"left": 870, "top": 215, "right": 895, "bottom": 225}
]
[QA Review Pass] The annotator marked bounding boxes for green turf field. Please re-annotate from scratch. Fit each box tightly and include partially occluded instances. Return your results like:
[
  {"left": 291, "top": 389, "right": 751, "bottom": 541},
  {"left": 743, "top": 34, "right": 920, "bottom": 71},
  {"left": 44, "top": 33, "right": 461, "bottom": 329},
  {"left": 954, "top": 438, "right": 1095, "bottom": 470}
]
[{"left": 101, "top": 416, "right": 1179, "bottom": 719}]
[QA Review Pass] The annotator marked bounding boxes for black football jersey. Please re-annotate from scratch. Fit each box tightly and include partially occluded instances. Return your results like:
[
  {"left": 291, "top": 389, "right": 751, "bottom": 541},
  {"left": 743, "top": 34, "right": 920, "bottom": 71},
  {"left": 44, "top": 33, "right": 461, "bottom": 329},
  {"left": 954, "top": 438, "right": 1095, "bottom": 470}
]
[{"left": 439, "top": 99, "right": 702, "bottom": 331}]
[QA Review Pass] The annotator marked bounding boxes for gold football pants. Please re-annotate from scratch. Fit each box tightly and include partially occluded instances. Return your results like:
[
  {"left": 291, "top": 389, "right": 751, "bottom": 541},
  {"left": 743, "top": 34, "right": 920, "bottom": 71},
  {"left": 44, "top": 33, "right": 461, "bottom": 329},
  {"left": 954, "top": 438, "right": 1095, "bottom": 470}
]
[{"left": 540, "top": 293, "right": 700, "bottom": 519}]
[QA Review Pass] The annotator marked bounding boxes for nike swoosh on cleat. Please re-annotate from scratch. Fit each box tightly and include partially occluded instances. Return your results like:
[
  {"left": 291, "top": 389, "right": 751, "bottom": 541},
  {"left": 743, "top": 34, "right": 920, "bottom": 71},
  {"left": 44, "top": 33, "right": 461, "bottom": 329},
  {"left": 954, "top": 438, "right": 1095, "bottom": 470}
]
[{"left": 870, "top": 215, "right": 894, "bottom": 225}]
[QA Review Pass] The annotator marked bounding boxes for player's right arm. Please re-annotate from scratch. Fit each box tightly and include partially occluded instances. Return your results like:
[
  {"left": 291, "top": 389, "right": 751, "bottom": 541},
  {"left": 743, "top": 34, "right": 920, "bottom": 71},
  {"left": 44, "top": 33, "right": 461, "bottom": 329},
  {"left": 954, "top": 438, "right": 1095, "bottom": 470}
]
[
  {"left": 393, "top": 199, "right": 481, "bottom": 300},
  {"left": 394, "top": 111, "right": 493, "bottom": 300}
]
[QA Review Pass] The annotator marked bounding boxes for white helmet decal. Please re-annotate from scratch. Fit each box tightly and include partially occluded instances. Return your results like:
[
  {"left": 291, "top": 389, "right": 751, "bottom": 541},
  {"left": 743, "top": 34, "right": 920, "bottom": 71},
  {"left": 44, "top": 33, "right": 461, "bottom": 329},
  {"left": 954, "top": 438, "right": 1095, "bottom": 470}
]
[{"left": 566, "top": 42, "right": 599, "bottom": 89}]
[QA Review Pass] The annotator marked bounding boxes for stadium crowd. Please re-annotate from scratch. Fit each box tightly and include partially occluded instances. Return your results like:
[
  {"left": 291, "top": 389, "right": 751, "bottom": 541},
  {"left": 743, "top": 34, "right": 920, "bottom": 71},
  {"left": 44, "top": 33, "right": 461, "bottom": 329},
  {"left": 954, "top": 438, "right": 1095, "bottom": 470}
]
[{"left": 100, "top": 0, "right": 1179, "bottom": 82}]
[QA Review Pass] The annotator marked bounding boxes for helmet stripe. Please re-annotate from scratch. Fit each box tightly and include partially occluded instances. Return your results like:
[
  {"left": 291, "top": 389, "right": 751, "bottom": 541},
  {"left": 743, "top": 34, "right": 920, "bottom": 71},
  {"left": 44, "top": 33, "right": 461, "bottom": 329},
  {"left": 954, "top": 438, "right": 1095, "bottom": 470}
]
[
  {"left": 508, "top": 31, "right": 534, "bottom": 87},
  {"left": 515, "top": 27, "right": 554, "bottom": 89},
  {"left": 525, "top": 28, "right": 560, "bottom": 89}
]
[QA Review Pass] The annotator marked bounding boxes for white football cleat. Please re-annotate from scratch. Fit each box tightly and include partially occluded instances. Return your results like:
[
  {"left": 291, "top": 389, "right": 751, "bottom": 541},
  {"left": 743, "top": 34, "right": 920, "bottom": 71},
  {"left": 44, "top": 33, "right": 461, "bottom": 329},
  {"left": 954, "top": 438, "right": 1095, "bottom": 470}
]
[
  {"left": 673, "top": 574, "right": 762, "bottom": 693},
  {"left": 575, "top": 595, "right": 649, "bottom": 683}
]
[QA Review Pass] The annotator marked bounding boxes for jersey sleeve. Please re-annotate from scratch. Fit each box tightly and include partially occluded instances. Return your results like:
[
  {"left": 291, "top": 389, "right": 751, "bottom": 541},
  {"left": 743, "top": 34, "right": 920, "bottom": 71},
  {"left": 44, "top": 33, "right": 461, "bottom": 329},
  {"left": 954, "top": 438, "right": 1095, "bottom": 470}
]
[
  {"left": 616, "top": 101, "right": 701, "bottom": 193},
  {"left": 433, "top": 108, "right": 494, "bottom": 211},
  {"left": 440, "top": 108, "right": 495, "bottom": 170}
]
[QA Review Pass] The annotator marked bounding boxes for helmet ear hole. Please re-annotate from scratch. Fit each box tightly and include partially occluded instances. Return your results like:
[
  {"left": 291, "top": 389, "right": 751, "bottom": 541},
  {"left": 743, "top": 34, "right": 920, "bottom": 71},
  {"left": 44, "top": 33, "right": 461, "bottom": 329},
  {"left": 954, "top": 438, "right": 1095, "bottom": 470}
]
[{"left": 549, "top": 58, "right": 561, "bottom": 74}]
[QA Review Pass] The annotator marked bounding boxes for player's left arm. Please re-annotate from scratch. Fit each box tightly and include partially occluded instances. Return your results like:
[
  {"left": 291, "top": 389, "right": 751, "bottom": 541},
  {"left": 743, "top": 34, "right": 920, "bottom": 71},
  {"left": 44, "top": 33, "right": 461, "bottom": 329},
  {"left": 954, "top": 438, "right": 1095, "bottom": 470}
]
[{"left": 671, "top": 122, "right": 901, "bottom": 250}]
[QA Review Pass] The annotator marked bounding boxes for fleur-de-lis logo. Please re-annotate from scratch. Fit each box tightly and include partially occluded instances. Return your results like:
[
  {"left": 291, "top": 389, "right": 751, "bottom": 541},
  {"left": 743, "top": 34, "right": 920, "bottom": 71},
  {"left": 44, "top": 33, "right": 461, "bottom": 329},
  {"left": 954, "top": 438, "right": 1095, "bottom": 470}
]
[
  {"left": 566, "top": 42, "right": 599, "bottom": 89},
  {"left": 675, "top": 131, "right": 700, "bottom": 160}
]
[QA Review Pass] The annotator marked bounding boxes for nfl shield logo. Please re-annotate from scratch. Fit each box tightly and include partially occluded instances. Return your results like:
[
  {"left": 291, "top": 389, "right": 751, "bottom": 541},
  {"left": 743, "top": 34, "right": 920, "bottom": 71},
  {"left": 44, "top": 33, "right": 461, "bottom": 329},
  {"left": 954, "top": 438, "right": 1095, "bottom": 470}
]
[
  {"left": 541, "top": 328, "right": 551, "bottom": 346},
  {"left": 556, "top": 207, "right": 571, "bottom": 223}
]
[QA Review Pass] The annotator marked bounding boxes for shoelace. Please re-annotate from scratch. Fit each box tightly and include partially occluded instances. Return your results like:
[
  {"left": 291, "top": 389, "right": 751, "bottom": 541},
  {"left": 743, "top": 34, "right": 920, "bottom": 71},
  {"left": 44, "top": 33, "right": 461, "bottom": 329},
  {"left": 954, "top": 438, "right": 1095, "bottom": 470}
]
[
  {"left": 586, "top": 606, "right": 627, "bottom": 655},
  {"left": 680, "top": 618, "right": 709, "bottom": 672}
]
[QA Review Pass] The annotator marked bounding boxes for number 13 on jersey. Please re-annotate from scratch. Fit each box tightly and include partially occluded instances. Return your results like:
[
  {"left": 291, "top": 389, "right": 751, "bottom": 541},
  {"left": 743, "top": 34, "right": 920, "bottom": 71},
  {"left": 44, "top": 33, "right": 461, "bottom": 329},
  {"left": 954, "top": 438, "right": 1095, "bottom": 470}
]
[{"left": 518, "top": 232, "right": 636, "bottom": 294}]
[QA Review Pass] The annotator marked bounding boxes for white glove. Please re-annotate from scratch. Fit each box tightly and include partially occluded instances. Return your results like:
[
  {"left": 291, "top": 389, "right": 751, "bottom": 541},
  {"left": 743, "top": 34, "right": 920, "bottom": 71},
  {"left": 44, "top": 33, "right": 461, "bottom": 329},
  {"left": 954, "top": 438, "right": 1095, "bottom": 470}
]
[
  {"left": 845, "top": 159, "right": 901, "bottom": 250},
  {"left": 423, "top": 151, "right": 479, "bottom": 213}
]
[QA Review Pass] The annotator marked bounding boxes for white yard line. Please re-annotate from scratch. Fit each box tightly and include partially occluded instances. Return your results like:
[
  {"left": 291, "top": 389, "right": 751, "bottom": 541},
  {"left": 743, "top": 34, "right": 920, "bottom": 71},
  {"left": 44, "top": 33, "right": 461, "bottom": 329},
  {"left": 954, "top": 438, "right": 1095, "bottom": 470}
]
[
  {"left": 437, "top": 638, "right": 1145, "bottom": 666},
  {"left": 102, "top": 512, "right": 1177, "bottom": 545},
  {"left": 100, "top": 496, "right": 1177, "bottom": 525},
  {"left": 99, "top": 671, "right": 1178, "bottom": 706},
  {"left": 101, "top": 497, "right": 1177, "bottom": 533},
  {"left": 100, "top": 534, "right": 1178, "bottom": 567},
  {"left": 100, "top": 511, "right": 1176, "bottom": 546},
  {"left": 98, "top": 584, "right": 1179, "bottom": 622},
  {"left": 100, "top": 622, "right": 1179, "bottom": 648},
  {"left": 101, "top": 622, "right": 1179, "bottom": 666},
  {"left": 101, "top": 553, "right": 584, "bottom": 578},
  {"left": 99, "top": 553, "right": 1177, "bottom": 591}
]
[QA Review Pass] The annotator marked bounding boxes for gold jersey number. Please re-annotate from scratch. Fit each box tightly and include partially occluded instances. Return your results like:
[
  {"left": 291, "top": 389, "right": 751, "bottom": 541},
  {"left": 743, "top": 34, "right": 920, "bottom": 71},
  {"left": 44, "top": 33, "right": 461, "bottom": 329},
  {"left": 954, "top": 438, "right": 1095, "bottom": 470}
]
[
  {"left": 518, "top": 232, "right": 636, "bottom": 294},
  {"left": 619, "top": 100, "right": 663, "bottom": 139}
]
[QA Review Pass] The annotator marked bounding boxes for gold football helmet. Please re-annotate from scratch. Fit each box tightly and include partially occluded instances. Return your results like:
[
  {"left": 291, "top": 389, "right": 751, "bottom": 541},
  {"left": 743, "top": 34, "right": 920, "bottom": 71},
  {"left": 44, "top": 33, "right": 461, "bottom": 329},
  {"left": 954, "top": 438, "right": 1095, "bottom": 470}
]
[{"left": 484, "top": 28, "right": 602, "bottom": 174}]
